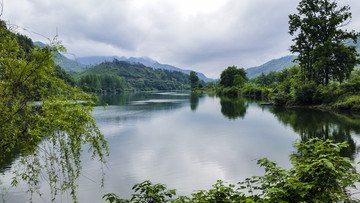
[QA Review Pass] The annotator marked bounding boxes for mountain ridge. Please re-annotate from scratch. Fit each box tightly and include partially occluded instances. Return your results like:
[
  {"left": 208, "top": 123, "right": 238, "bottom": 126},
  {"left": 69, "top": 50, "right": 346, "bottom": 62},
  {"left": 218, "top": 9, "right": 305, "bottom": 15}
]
[
  {"left": 75, "top": 56, "right": 214, "bottom": 82},
  {"left": 34, "top": 41, "right": 213, "bottom": 82},
  {"left": 78, "top": 60, "right": 192, "bottom": 91},
  {"left": 245, "top": 55, "right": 297, "bottom": 79}
]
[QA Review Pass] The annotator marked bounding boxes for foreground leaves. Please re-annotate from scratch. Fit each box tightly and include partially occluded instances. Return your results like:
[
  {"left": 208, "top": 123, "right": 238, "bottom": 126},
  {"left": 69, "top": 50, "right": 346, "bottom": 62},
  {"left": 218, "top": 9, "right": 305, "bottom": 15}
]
[{"left": 0, "top": 22, "right": 108, "bottom": 202}]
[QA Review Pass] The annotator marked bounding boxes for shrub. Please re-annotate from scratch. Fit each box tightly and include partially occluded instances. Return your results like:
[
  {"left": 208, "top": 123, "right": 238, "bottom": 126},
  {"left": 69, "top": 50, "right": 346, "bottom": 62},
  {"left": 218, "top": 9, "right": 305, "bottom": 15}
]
[
  {"left": 273, "top": 91, "right": 291, "bottom": 106},
  {"left": 292, "top": 82, "right": 317, "bottom": 105},
  {"left": 333, "top": 95, "right": 360, "bottom": 110},
  {"left": 217, "top": 86, "right": 240, "bottom": 97},
  {"left": 313, "top": 84, "right": 339, "bottom": 104}
]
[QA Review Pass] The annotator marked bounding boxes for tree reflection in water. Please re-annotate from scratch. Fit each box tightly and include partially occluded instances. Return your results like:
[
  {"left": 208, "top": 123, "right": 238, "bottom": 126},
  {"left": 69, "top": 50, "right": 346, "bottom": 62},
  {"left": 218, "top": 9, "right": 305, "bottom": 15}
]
[
  {"left": 270, "top": 107, "right": 360, "bottom": 159},
  {"left": 220, "top": 96, "right": 249, "bottom": 120},
  {"left": 190, "top": 93, "right": 200, "bottom": 111}
]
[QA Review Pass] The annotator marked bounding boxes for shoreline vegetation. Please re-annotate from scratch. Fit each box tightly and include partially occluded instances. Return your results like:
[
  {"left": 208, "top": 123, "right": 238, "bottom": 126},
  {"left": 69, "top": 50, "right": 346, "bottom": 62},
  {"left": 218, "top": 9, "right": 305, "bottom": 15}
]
[
  {"left": 81, "top": 61, "right": 360, "bottom": 112},
  {"left": 193, "top": 65, "right": 360, "bottom": 112},
  {"left": 191, "top": 0, "right": 360, "bottom": 113}
]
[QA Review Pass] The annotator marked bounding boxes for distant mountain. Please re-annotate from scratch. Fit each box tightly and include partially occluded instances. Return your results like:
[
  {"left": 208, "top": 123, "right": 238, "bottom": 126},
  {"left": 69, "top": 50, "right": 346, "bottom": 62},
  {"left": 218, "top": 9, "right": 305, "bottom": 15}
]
[
  {"left": 245, "top": 55, "right": 297, "bottom": 79},
  {"left": 78, "top": 60, "right": 191, "bottom": 91},
  {"left": 34, "top": 42, "right": 89, "bottom": 72},
  {"left": 245, "top": 37, "right": 360, "bottom": 79},
  {"left": 76, "top": 56, "right": 214, "bottom": 82}
]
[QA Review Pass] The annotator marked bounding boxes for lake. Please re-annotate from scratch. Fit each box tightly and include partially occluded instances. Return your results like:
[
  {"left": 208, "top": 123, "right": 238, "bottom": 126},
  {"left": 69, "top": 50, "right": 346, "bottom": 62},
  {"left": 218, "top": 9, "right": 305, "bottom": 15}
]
[{"left": 2, "top": 91, "right": 360, "bottom": 202}]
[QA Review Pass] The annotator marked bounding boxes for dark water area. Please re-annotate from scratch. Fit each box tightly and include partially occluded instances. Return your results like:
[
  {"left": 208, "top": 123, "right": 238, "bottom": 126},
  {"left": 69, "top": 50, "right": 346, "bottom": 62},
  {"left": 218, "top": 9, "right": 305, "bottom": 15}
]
[{"left": 1, "top": 91, "right": 360, "bottom": 202}]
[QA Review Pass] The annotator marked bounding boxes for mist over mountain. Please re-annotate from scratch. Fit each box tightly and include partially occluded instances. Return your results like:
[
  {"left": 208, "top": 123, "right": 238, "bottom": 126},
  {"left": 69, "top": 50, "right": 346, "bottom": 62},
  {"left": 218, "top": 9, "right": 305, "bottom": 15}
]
[{"left": 34, "top": 42, "right": 89, "bottom": 71}]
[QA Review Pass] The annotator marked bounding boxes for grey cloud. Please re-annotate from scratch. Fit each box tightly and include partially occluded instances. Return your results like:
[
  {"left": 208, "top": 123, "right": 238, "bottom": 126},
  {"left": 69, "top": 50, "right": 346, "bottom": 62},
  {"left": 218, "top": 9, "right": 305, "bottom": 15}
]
[{"left": 3, "top": 0, "right": 360, "bottom": 78}]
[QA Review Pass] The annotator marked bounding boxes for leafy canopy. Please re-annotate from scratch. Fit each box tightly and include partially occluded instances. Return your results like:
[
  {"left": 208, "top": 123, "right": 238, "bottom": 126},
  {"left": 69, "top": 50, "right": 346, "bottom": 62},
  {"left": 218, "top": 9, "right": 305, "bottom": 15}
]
[
  {"left": 220, "top": 66, "right": 248, "bottom": 88},
  {"left": 189, "top": 71, "right": 199, "bottom": 90}
]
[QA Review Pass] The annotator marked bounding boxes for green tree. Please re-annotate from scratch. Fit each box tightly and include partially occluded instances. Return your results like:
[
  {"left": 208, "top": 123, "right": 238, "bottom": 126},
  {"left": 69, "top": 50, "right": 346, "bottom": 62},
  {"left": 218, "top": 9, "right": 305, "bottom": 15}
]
[
  {"left": 0, "top": 23, "right": 108, "bottom": 202},
  {"left": 219, "top": 66, "right": 248, "bottom": 87},
  {"left": 79, "top": 74, "right": 101, "bottom": 92},
  {"left": 189, "top": 71, "right": 199, "bottom": 90},
  {"left": 289, "top": 0, "right": 360, "bottom": 85},
  {"left": 53, "top": 65, "right": 77, "bottom": 86}
]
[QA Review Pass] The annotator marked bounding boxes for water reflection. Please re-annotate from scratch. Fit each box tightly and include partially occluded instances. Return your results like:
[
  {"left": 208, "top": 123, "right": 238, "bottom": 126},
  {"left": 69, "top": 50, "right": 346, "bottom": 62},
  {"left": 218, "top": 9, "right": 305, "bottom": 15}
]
[
  {"left": 190, "top": 93, "right": 201, "bottom": 111},
  {"left": 220, "top": 96, "right": 249, "bottom": 119},
  {"left": 270, "top": 108, "right": 360, "bottom": 159},
  {"left": 3, "top": 92, "right": 360, "bottom": 202},
  {"left": 0, "top": 144, "right": 21, "bottom": 173}
]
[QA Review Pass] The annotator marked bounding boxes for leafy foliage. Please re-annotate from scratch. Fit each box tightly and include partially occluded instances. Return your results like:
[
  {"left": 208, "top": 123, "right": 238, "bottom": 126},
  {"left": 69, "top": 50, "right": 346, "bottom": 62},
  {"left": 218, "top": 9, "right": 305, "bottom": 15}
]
[
  {"left": 189, "top": 71, "right": 199, "bottom": 90},
  {"left": 104, "top": 138, "right": 360, "bottom": 202},
  {"left": 0, "top": 22, "right": 108, "bottom": 202},
  {"left": 289, "top": 0, "right": 360, "bottom": 85},
  {"left": 103, "top": 181, "right": 176, "bottom": 203},
  {"left": 53, "top": 65, "right": 77, "bottom": 86},
  {"left": 78, "top": 73, "right": 126, "bottom": 92},
  {"left": 219, "top": 66, "right": 248, "bottom": 88}
]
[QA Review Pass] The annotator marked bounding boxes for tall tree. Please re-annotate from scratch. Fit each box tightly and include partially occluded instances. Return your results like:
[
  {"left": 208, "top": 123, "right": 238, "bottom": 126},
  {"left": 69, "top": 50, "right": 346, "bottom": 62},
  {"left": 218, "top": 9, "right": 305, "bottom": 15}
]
[
  {"left": 189, "top": 71, "right": 199, "bottom": 90},
  {"left": 289, "top": 0, "right": 360, "bottom": 85},
  {"left": 219, "top": 66, "right": 248, "bottom": 87}
]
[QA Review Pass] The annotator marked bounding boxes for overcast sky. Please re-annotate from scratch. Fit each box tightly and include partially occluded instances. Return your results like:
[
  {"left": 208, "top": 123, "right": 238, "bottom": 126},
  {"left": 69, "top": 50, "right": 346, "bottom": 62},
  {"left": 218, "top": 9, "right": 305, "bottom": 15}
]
[{"left": 2, "top": 0, "right": 360, "bottom": 78}]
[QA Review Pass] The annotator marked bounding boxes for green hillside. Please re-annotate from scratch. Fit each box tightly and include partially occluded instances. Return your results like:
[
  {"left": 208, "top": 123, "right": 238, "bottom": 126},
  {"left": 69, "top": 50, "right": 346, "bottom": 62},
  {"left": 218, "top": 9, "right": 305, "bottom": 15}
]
[
  {"left": 77, "top": 60, "right": 192, "bottom": 91},
  {"left": 245, "top": 55, "right": 297, "bottom": 79}
]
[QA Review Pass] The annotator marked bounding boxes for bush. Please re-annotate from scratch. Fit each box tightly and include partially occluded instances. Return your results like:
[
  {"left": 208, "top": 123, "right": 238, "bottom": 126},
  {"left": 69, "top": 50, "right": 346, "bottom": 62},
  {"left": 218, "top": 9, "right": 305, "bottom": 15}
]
[
  {"left": 340, "top": 75, "right": 360, "bottom": 95},
  {"left": 313, "top": 84, "right": 340, "bottom": 104},
  {"left": 241, "top": 83, "right": 270, "bottom": 98},
  {"left": 292, "top": 82, "right": 317, "bottom": 105},
  {"left": 216, "top": 86, "right": 240, "bottom": 97},
  {"left": 273, "top": 92, "right": 291, "bottom": 106},
  {"left": 333, "top": 95, "right": 360, "bottom": 110},
  {"left": 103, "top": 181, "right": 176, "bottom": 203}
]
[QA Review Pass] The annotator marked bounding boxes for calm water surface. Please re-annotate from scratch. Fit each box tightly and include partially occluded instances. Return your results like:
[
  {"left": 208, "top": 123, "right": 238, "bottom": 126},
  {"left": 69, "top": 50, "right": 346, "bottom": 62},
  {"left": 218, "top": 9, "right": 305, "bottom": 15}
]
[{"left": 2, "top": 91, "right": 360, "bottom": 202}]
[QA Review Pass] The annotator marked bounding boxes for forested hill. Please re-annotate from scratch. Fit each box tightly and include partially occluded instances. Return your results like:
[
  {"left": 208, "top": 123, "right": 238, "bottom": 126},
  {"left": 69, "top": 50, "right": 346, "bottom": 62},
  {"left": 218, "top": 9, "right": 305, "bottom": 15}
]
[
  {"left": 76, "top": 56, "right": 214, "bottom": 82},
  {"left": 76, "top": 60, "right": 193, "bottom": 91},
  {"left": 245, "top": 55, "right": 297, "bottom": 79}
]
